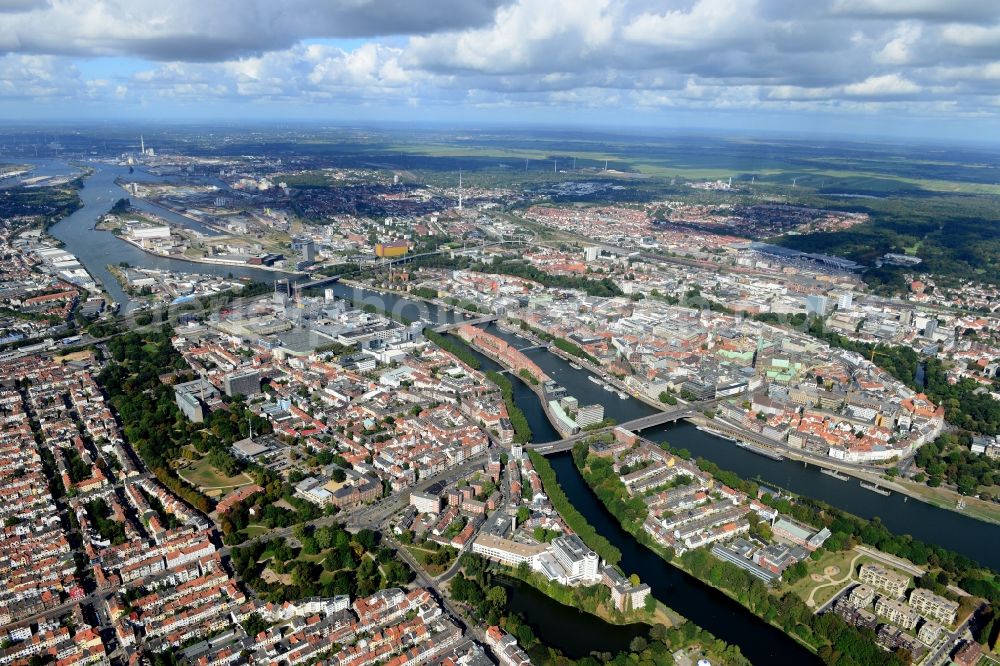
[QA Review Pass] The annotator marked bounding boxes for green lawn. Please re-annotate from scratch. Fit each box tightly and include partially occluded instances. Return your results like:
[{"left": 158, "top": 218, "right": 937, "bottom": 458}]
[
  {"left": 243, "top": 524, "right": 269, "bottom": 538},
  {"left": 786, "top": 549, "right": 913, "bottom": 610},
  {"left": 178, "top": 456, "right": 254, "bottom": 497},
  {"left": 405, "top": 543, "right": 458, "bottom": 576}
]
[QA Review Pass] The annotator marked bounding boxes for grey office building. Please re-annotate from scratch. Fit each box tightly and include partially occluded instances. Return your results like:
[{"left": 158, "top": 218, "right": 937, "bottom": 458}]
[{"left": 224, "top": 370, "right": 261, "bottom": 397}]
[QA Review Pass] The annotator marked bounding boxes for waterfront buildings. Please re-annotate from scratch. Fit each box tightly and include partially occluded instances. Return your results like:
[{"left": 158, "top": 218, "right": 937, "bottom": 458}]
[
  {"left": 485, "top": 625, "right": 532, "bottom": 666},
  {"left": 874, "top": 596, "right": 919, "bottom": 630},
  {"left": 908, "top": 588, "right": 959, "bottom": 626},
  {"left": 859, "top": 563, "right": 910, "bottom": 598},
  {"left": 538, "top": 534, "right": 600, "bottom": 585},
  {"left": 471, "top": 533, "right": 546, "bottom": 567},
  {"left": 771, "top": 517, "right": 831, "bottom": 551}
]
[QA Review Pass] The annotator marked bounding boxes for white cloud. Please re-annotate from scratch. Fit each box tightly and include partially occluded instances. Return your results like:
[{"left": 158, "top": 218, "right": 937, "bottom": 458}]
[
  {"left": 0, "top": 53, "right": 79, "bottom": 98},
  {"left": 623, "top": 0, "right": 754, "bottom": 50},
  {"left": 0, "top": 0, "right": 997, "bottom": 124},
  {"left": 843, "top": 73, "right": 921, "bottom": 96},
  {"left": 832, "top": 0, "right": 1000, "bottom": 22},
  {"left": 875, "top": 21, "right": 922, "bottom": 64},
  {"left": 408, "top": 0, "right": 615, "bottom": 75},
  {"left": 0, "top": 0, "right": 508, "bottom": 61}
]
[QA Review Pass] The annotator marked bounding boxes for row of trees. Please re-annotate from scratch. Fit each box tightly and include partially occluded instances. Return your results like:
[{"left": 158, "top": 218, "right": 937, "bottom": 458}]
[
  {"left": 526, "top": 450, "right": 621, "bottom": 565},
  {"left": 424, "top": 329, "right": 481, "bottom": 369},
  {"left": 914, "top": 432, "right": 1000, "bottom": 496},
  {"left": 574, "top": 443, "right": 910, "bottom": 664},
  {"left": 485, "top": 371, "right": 532, "bottom": 444},
  {"left": 680, "top": 548, "right": 908, "bottom": 665},
  {"left": 574, "top": 448, "right": 649, "bottom": 527},
  {"left": 452, "top": 554, "right": 748, "bottom": 666}
]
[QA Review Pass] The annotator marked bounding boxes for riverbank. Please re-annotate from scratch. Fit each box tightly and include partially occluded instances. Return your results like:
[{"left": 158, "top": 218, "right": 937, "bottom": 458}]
[
  {"left": 340, "top": 280, "right": 482, "bottom": 316},
  {"left": 499, "top": 318, "right": 670, "bottom": 412},
  {"left": 571, "top": 442, "right": 836, "bottom": 659},
  {"left": 314, "top": 282, "right": 995, "bottom": 661},
  {"left": 497, "top": 567, "right": 680, "bottom": 628},
  {"left": 516, "top": 317, "right": 972, "bottom": 519},
  {"left": 104, "top": 264, "right": 133, "bottom": 297},
  {"left": 688, "top": 414, "right": 1000, "bottom": 526},
  {"left": 456, "top": 330, "right": 574, "bottom": 439},
  {"left": 111, "top": 178, "right": 229, "bottom": 236},
  {"left": 115, "top": 234, "right": 302, "bottom": 275},
  {"left": 480, "top": 311, "right": 1000, "bottom": 558}
]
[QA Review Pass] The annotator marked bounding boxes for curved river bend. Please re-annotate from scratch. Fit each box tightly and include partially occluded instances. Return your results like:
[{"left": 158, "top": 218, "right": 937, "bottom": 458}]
[
  {"left": 36, "top": 159, "right": 284, "bottom": 311},
  {"left": 44, "top": 170, "right": 1000, "bottom": 660}
]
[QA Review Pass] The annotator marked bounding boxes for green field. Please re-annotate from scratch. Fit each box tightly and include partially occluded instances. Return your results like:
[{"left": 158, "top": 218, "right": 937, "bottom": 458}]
[
  {"left": 177, "top": 456, "right": 254, "bottom": 497},
  {"left": 786, "top": 549, "right": 913, "bottom": 610}
]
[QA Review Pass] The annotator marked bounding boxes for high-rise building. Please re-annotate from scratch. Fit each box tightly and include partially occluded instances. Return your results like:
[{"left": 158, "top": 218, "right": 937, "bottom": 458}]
[
  {"left": 805, "top": 294, "right": 829, "bottom": 317},
  {"left": 410, "top": 491, "right": 441, "bottom": 514},
  {"left": 584, "top": 246, "right": 600, "bottom": 261},
  {"left": 924, "top": 318, "right": 938, "bottom": 338},
  {"left": 550, "top": 534, "right": 600, "bottom": 583},
  {"left": 173, "top": 379, "right": 219, "bottom": 423},
  {"left": 837, "top": 292, "right": 853, "bottom": 310},
  {"left": 224, "top": 370, "right": 261, "bottom": 397},
  {"left": 576, "top": 403, "right": 605, "bottom": 427},
  {"left": 274, "top": 279, "right": 292, "bottom": 305},
  {"left": 375, "top": 240, "right": 409, "bottom": 258},
  {"left": 292, "top": 236, "right": 316, "bottom": 262}
]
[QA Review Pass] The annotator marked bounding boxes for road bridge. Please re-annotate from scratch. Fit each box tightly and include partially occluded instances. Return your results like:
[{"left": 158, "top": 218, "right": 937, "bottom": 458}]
[
  {"left": 431, "top": 314, "right": 499, "bottom": 333},
  {"left": 529, "top": 404, "right": 706, "bottom": 455},
  {"left": 293, "top": 274, "right": 341, "bottom": 292}
]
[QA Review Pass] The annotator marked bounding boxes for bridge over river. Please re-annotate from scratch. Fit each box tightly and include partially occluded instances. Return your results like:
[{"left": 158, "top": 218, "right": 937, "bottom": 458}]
[
  {"left": 431, "top": 314, "right": 499, "bottom": 333},
  {"left": 529, "top": 402, "right": 712, "bottom": 454}
]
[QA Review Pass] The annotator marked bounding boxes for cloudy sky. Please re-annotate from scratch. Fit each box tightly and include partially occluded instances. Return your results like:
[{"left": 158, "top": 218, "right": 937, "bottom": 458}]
[{"left": 3, "top": 0, "right": 1000, "bottom": 138}]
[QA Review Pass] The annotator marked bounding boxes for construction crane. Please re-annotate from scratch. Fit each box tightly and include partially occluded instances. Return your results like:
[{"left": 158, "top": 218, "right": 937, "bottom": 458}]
[{"left": 869, "top": 346, "right": 890, "bottom": 364}]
